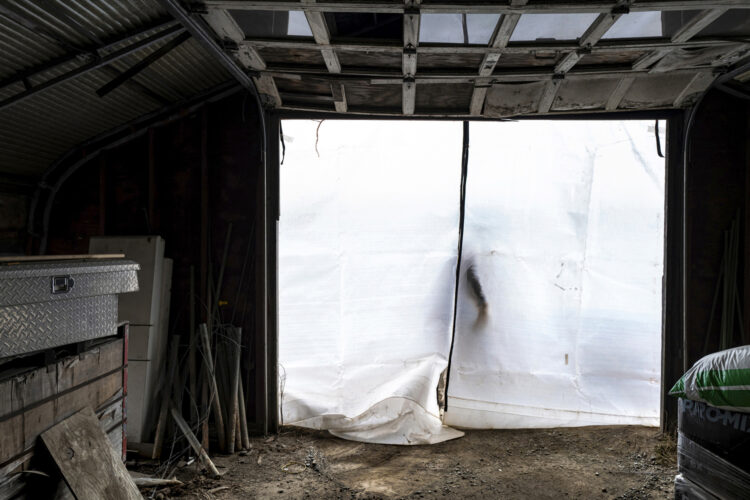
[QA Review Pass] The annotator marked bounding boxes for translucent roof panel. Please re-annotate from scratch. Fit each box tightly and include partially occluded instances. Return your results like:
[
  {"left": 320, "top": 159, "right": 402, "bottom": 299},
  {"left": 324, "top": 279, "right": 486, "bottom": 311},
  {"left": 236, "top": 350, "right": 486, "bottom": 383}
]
[
  {"left": 601, "top": 12, "right": 663, "bottom": 39},
  {"left": 231, "top": 10, "right": 313, "bottom": 38},
  {"left": 326, "top": 13, "right": 403, "bottom": 40},
  {"left": 510, "top": 13, "right": 599, "bottom": 42},
  {"left": 288, "top": 11, "right": 313, "bottom": 37},
  {"left": 419, "top": 13, "right": 500, "bottom": 44}
]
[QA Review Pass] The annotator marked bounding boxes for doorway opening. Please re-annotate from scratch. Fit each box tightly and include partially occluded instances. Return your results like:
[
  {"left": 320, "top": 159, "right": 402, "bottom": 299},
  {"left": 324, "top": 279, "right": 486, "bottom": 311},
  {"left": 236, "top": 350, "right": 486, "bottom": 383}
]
[{"left": 278, "top": 119, "right": 665, "bottom": 444}]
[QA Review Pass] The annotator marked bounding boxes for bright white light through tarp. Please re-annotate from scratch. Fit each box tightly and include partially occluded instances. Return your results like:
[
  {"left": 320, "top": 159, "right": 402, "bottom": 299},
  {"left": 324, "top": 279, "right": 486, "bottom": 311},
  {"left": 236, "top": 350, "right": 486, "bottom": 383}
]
[
  {"left": 279, "top": 120, "right": 465, "bottom": 444},
  {"left": 279, "top": 119, "right": 665, "bottom": 444},
  {"left": 444, "top": 121, "right": 665, "bottom": 429}
]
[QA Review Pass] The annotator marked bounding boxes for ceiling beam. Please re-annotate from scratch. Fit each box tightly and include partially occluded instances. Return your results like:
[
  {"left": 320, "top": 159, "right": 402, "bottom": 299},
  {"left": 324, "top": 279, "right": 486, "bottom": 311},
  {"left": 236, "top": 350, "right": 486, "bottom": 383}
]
[
  {"left": 538, "top": 79, "right": 563, "bottom": 113},
  {"left": 202, "top": 1, "right": 750, "bottom": 14},
  {"left": 553, "top": 4, "right": 627, "bottom": 75},
  {"left": 302, "top": 1, "right": 342, "bottom": 73},
  {"left": 634, "top": 8, "right": 728, "bottom": 71},
  {"left": 673, "top": 72, "right": 714, "bottom": 106},
  {"left": 604, "top": 77, "right": 635, "bottom": 110},
  {"left": 97, "top": 31, "right": 191, "bottom": 97},
  {"left": 160, "top": 0, "right": 274, "bottom": 109},
  {"left": 0, "top": 18, "right": 179, "bottom": 92},
  {"left": 263, "top": 64, "right": 714, "bottom": 84},
  {"left": 240, "top": 35, "right": 744, "bottom": 57},
  {"left": 331, "top": 83, "right": 347, "bottom": 112},
  {"left": 0, "top": 23, "right": 185, "bottom": 112},
  {"left": 403, "top": 1, "right": 420, "bottom": 115},
  {"left": 199, "top": 7, "right": 281, "bottom": 105},
  {"left": 469, "top": 0, "right": 526, "bottom": 116}
]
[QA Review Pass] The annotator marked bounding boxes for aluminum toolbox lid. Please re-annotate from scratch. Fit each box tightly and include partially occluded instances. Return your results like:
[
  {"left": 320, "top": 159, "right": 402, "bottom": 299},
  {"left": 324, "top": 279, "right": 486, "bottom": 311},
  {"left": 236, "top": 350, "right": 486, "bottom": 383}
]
[{"left": 0, "top": 259, "right": 140, "bottom": 307}]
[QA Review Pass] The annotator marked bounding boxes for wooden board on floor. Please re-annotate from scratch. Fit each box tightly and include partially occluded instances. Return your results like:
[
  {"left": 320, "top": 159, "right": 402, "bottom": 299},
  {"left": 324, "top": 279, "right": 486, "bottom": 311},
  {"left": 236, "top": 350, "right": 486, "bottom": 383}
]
[{"left": 40, "top": 407, "right": 140, "bottom": 500}]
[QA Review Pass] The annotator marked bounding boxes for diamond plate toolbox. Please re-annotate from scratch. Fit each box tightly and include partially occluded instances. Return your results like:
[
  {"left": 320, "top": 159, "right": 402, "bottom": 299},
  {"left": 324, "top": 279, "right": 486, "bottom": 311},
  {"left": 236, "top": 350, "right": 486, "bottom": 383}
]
[{"left": 0, "top": 259, "right": 139, "bottom": 359}]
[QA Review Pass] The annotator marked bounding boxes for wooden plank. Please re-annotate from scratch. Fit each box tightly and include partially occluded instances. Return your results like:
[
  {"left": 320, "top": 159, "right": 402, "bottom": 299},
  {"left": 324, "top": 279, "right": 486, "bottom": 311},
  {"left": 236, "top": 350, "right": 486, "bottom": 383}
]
[
  {"left": 0, "top": 421, "right": 122, "bottom": 500},
  {"left": 579, "top": 11, "right": 621, "bottom": 48},
  {"left": 538, "top": 79, "right": 562, "bottom": 113},
  {"left": 403, "top": 4, "right": 420, "bottom": 115},
  {"left": 241, "top": 36, "right": 744, "bottom": 56},
  {"left": 469, "top": 86, "right": 488, "bottom": 115},
  {"left": 672, "top": 8, "right": 728, "bottom": 43},
  {"left": 555, "top": 51, "right": 584, "bottom": 74},
  {"left": 403, "top": 79, "right": 416, "bottom": 115},
  {"left": 0, "top": 254, "right": 124, "bottom": 263},
  {"left": 634, "top": 9, "right": 728, "bottom": 71},
  {"left": 331, "top": 83, "right": 347, "bottom": 112},
  {"left": 41, "top": 407, "right": 141, "bottom": 500},
  {"left": 673, "top": 72, "right": 714, "bottom": 107},
  {"left": 605, "top": 77, "right": 635, "bottom": 110},
  {"left": 303, "top": 2, "right": 342, "bottom": 74},
  {"left": 0, "top": 338, "right": 124, "bottom": 419},
  {"left": 490, "top": 13, "right": 522, "bottom": 49},
  {"left": 0, "top": 371, "right": 123, "bottom": 464},
  {"left": 279, "top": 64, "right": 713, "bottom": 83},
  {"left": 204, "top": 1, "right": 750, "bottom": 14},
  {"left": 255, "top": 74, "right": 282, "bottom": 106}
]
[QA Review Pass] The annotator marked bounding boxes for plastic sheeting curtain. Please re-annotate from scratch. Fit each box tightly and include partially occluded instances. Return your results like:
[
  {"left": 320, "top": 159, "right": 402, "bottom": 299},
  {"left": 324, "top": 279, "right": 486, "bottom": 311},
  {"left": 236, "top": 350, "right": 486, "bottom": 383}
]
[
  {"left": 279, "top": 120, "right": 464, "bottom": 444},
  {"left": 280, "top": 119, "right": 665, "bottom": 444}
]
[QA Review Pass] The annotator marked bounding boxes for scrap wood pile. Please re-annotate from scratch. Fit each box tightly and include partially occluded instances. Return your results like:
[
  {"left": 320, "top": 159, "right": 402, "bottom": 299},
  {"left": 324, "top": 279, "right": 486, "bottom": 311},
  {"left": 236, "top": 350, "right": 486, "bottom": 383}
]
[
  {"left": 146, "top": 222, "right": 256, "bottom": 479},
  {"left": 150, "top": 322, "right": 250, "bottom": 479}
]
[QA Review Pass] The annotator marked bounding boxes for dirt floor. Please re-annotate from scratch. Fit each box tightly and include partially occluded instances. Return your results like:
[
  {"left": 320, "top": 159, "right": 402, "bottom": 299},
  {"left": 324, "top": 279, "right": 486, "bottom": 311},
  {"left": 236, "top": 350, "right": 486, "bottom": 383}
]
[{"left": 132, "top": 426, "right": 677, "bottom": 499}]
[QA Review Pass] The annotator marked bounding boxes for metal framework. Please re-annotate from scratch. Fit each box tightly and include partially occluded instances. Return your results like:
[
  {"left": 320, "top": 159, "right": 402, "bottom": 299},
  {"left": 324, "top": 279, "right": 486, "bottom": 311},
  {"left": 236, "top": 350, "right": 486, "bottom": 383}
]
[{"left": 192, "top": 0, "right": 750, "bottom": 117}]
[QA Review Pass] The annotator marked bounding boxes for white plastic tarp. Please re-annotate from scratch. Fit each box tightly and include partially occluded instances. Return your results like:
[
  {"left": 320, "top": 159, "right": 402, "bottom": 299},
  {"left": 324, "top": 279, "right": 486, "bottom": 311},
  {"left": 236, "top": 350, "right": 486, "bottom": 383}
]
[
  {"left": 444, "top": 121, "right": 664, "bottom": 429},
  {"left": 279, "top": 120, "right": 464, "bottom": 444},
  {"left": 279, "top": 119, "right": 665, "bottom": 444}
]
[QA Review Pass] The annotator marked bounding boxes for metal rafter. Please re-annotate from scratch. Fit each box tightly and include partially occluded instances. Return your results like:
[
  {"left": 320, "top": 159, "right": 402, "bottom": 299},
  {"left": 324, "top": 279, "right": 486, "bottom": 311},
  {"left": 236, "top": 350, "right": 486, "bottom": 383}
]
[{"left": 0, "top": 23, "right": 185, "bottom": 112}]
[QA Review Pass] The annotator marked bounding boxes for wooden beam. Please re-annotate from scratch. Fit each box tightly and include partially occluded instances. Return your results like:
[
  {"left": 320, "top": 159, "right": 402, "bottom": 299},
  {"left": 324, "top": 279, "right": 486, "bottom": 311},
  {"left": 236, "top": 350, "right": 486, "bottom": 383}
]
[
  {"left": 635, "top": 8, "right": 728, "bottom": 71},
  {"left": 537, "top": 78, "right": 562, "bottom": 113},
  {"left": 403, "top": 78, "right": 416, "bottom": 115},
  {"left": 555, "top": 51, "right": 585, "bottom": 74},
  {"left": 673, "top": 72, "right": 715, "bottom": 107},
  {"left": 331, "top": 83, "right": 347, "bottom": 112},
  {"left": 303, "top": 1, "right": 342, "bottom": 73},
  {"left": 552, "top": 8, "right": 624, "bottom": 76},
  {"left": 579, "top": 11, "right": 622, "bottom": 48},
  {"left": 264, "top": 62, "right": 715, "bottom": 84},
  {"left": 605, "top": 76, "right": 635, "bottom": 110},
  {"left": 203, "top": 1, "right": 750, "bottom": 14},
  {"left": 671, "top": 8, "right": 728, "bottom": 43},
  {"left": 403, "top": 1, "right": 420, "bottom": 115},
  {"left": 200, "top": 8, "right": 280, "bottom": 105},
  {"left": 469, "top": 86, "right": 488, "bottom": 115},
  {"left": 241, "top": 36, "right": 745, "bottom": 57},
  {"left": 470, "top": 4, "right": 525, "bottom": 116}
]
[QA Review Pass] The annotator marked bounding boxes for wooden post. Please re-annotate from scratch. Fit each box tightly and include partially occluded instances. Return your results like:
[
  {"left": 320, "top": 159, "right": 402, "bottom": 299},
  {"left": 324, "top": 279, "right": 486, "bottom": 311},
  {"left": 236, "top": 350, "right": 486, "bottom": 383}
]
[
  {"left": 152, "top": 335, "right": 180, "bottom": 459},
  {"left": 200, "top": 323, "right": 226, "bottom": 452},
  {"left": 227, "top": 327, "right": 241, "bottom": 453},
  {"left": 171, "top": 406, "right": 220, "bottom": 478}
]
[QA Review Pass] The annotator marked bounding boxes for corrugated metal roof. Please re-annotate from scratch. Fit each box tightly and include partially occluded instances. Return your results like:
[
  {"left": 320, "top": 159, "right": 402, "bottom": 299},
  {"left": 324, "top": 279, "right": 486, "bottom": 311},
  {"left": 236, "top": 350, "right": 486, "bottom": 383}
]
[{"left": 0, "top": 0, "right": 231, "bottom": 177}]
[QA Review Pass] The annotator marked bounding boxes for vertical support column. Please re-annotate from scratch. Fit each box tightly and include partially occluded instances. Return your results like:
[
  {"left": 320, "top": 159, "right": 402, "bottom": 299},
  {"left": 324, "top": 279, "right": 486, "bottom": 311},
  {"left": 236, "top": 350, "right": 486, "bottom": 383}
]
[
  {"left": 266, "top": 112, "right": 280, "bottom": 433},
  {"left": 253, "top": 108, "right": 269, "bottom": 434},
  {"left": 662, "top": 114, "right": 686, "bottom": 433}
]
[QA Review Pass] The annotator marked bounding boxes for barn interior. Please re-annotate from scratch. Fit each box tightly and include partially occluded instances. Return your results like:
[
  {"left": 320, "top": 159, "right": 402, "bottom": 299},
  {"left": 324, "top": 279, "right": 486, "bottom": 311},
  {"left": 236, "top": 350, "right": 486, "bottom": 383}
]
[{"left": 1, "top": 1, "right": 750, "bottom": 499}]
